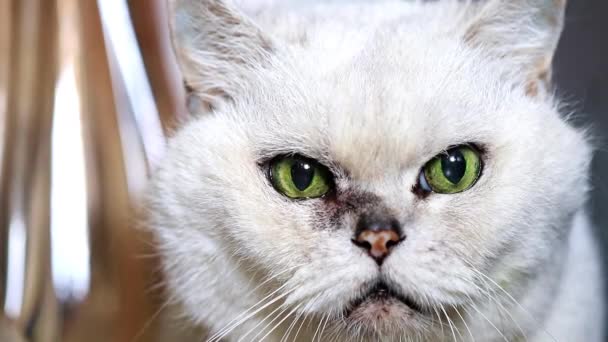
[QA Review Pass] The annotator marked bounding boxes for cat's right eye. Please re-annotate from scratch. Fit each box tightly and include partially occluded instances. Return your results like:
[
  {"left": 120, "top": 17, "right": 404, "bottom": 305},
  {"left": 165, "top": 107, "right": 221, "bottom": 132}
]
[{"left": 269, "top": 155, "right": 334, "bottom": 199}]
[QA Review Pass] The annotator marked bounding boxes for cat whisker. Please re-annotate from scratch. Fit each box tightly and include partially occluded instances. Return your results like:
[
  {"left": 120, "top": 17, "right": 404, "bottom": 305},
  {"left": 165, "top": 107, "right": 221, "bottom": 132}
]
[
  {"left": 262, "top": 286, "right": 328, "bottom": 340},
  {"left": 207, "top": 284, "right": 296, "bottom": 342},
  {"left": 129, "top": 291, "right": 176, "bottom": 342},
  {"left": 431, "top": 305, "right": 445, "bottom": 337},
  {"left": 250, "top": 301, "right": 300, "bottom": 342},
  {"left": 461, "top": 259, "right": 555, "bottom": 341},
  {"left": 453, "top": 305, "right": 475, "bottom": 342},
  {"left": 462, "top": 294, "right": 509, "bottom": 342},
  {"left": 278, "top": 302, "right": 305, "bottom": 342},
  {"left": 291, "top": 310, "right": 310, "bottom": 342},
  {"left": 324, "top": 320, "right": 342, "bottom": 342},
  {"left": 475, "top": 275, "right": 527, "bottom": 340},
  {"left": 243, "top": 303, "right": 291, "bottom": 342},
  {"left": 440, "top": 304, "right": 460, "bottom": 342},
  {"left": 287, "top": 293, "right": 323, "bottom": 342},
  {"left": 289, "top": 292, "right": 323, "bottom": 342},
  {"left": 454, "top": 272, "right": 526, "bottom": 341},
  {"left": 470, "top": 265, "right": 557, "bottom": 342},
  {"left": 260, "top": 303, "right": 305, "bottom": 342},
  {"left": 316, "top": 312, "right": 331, "bottom": 342},
  {"left": 206, "top": 263, "right": 305, "bottom": 342},
  {"left": 311, "top": 313, "right": 327, "bottom": 342}
]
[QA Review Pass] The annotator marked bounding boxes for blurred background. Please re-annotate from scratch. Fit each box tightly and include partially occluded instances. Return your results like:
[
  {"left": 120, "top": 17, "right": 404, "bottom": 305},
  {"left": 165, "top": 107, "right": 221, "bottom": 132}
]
[
  {"left": 0, "top": 0, "right": 606, "bottom": 341},
  {"left": 1, "top": 0, "right": 184, "bottom": 341}
]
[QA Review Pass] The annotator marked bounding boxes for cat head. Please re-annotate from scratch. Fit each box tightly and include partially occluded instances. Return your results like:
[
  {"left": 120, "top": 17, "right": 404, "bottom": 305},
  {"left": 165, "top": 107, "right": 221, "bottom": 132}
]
[{"left": 149, "top": 0, "right": 590, "bottom": 340}]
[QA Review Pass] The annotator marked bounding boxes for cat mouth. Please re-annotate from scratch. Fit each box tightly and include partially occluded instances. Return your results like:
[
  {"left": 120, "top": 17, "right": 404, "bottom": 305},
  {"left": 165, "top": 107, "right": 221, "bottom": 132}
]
[{"left": 343, "top": 281, "right": 424, "bottom": 319}]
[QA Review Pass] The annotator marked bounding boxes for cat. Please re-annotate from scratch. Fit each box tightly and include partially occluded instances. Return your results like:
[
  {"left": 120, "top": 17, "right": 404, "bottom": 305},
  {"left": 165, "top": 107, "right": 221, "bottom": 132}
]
[{"left": 146, "top": 0, "right": 605, "bottom": 340}]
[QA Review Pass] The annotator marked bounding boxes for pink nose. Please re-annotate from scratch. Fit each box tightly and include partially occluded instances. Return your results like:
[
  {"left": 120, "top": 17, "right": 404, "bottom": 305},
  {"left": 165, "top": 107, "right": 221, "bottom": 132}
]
[
  {"left": 352, "top": 218, "right": 403, "bottom": 265},
  {"left": 356, "top": 229, "right": 400, "bottom": 258}
]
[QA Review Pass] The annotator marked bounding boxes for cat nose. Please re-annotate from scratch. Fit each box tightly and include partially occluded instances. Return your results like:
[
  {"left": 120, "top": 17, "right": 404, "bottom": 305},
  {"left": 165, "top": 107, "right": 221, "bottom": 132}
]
[{"left": 352, "top": 216, "right": 404, "bottom": 265}]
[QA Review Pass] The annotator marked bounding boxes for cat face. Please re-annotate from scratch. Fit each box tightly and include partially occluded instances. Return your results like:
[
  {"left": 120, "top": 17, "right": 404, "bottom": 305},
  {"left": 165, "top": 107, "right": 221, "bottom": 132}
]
[{"left": 148, "top": 0, "right": 590, "bottom": 340}]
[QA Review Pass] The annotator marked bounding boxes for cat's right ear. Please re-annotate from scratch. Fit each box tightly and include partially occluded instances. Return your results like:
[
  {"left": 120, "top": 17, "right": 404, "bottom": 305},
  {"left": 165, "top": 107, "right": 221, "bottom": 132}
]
[{"left": 168, "top": 0, "right": 276, "bottom": 114}]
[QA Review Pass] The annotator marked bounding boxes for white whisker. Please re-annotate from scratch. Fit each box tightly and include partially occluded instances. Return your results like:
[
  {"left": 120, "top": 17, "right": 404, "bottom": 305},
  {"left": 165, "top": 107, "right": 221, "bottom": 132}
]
[
  {"left": 208, "top": 285, "right": 296, "bottom": 342},
  {"left": 463, "top": 296, "right": 508, "bottom": 342},
  {"left": 258, "top": 303, "right": 304, "bottom": 342},
  {"left": 463, "top": 261, "right": 555, "bottom": 342},
  {"left": 453, "top": 306, "right": 475, "bottom": 342},
  {"left": 440, "top": 304, "right": 460, "bottom": 342}
]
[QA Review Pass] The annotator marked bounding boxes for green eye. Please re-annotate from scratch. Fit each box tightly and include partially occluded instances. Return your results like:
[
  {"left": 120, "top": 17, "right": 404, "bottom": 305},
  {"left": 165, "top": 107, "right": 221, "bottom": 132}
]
[
  {"left": 269, "top": 155, "right": 334, "bottom": 199},
  {"left": 419, "top": 145, "right": 482, "bottom": 194}
]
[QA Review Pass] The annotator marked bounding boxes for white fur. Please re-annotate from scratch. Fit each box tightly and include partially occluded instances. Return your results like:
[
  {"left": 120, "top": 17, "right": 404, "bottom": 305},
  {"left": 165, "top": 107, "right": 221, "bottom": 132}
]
[{"left": 147, "top": 0, "right": 604, "bottom": 340}]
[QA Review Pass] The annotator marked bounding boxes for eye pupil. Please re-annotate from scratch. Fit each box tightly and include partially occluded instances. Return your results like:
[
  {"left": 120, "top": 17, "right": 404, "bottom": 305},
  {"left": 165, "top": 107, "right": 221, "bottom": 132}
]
[
  {"left": 291, "top": 160, "right": 315, "bottom": 191},
  {"left": 440, "top": 149, "right": 466, "bottom": 184}
]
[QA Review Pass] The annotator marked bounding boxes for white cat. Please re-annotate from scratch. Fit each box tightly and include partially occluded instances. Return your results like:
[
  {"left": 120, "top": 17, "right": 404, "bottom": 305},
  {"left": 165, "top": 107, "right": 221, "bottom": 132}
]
[{"left": 146, "top": 0, "right": 605, "bottom": 340}]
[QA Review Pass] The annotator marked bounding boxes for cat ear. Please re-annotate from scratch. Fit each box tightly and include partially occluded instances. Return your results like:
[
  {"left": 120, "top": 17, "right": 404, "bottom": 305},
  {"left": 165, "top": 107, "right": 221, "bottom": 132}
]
[
  {"left": 169, "top": 0, "right": 275, "bottom": 113},
  {"left": 463, "top": 0, "right": 567, "bottom": 97}
]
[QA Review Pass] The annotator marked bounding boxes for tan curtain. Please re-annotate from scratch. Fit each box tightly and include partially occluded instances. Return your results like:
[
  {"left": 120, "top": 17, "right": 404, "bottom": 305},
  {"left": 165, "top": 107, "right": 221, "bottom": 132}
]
[{"left": 0, "top": 0, "right": 183, "bottom": 341}]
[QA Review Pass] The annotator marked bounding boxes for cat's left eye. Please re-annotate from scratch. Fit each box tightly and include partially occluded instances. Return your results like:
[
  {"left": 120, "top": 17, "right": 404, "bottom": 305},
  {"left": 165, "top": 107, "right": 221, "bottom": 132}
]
[
  {"left": 269, "top": 155, "right": 334, "bottom": 199},
  {"left": 418, "top": 145, "right": 482, "bottom": 194}
]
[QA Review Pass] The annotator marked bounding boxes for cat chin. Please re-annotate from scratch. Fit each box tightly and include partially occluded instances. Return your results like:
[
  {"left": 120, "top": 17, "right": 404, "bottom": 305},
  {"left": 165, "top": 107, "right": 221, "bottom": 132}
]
[
  {"left": 327, "top": 281, "right": 434, "bottom": 339},
  {"left": 342, "top": 281, "right": 424, "bottom": 316},
  {"left": 341, "top": 298, "right": 428, "bottom": 335},
  {"left": 331, "top": 302, "right": 433, "bottom": 341}
]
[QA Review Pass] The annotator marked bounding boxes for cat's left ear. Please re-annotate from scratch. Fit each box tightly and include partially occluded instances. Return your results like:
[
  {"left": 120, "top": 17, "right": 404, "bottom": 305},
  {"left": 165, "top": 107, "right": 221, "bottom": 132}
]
[{"left": 463, "top": 0, "right": 567, "bottom": 97}]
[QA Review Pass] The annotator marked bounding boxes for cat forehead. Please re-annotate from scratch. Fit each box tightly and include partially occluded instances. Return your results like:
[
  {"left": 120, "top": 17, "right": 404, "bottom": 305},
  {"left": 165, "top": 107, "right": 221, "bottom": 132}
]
[
  {"left": 254, "top": 1, "right": 464, "bottom": 75},
  {"left": 174, "top": 0, "right": 570, "bottom": 170},
  {"left": 238, "top": 31, "right": 543, "bottom": 174},
  {"left": 193, "top": 1, "right": 562, "bottom": 180}
]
